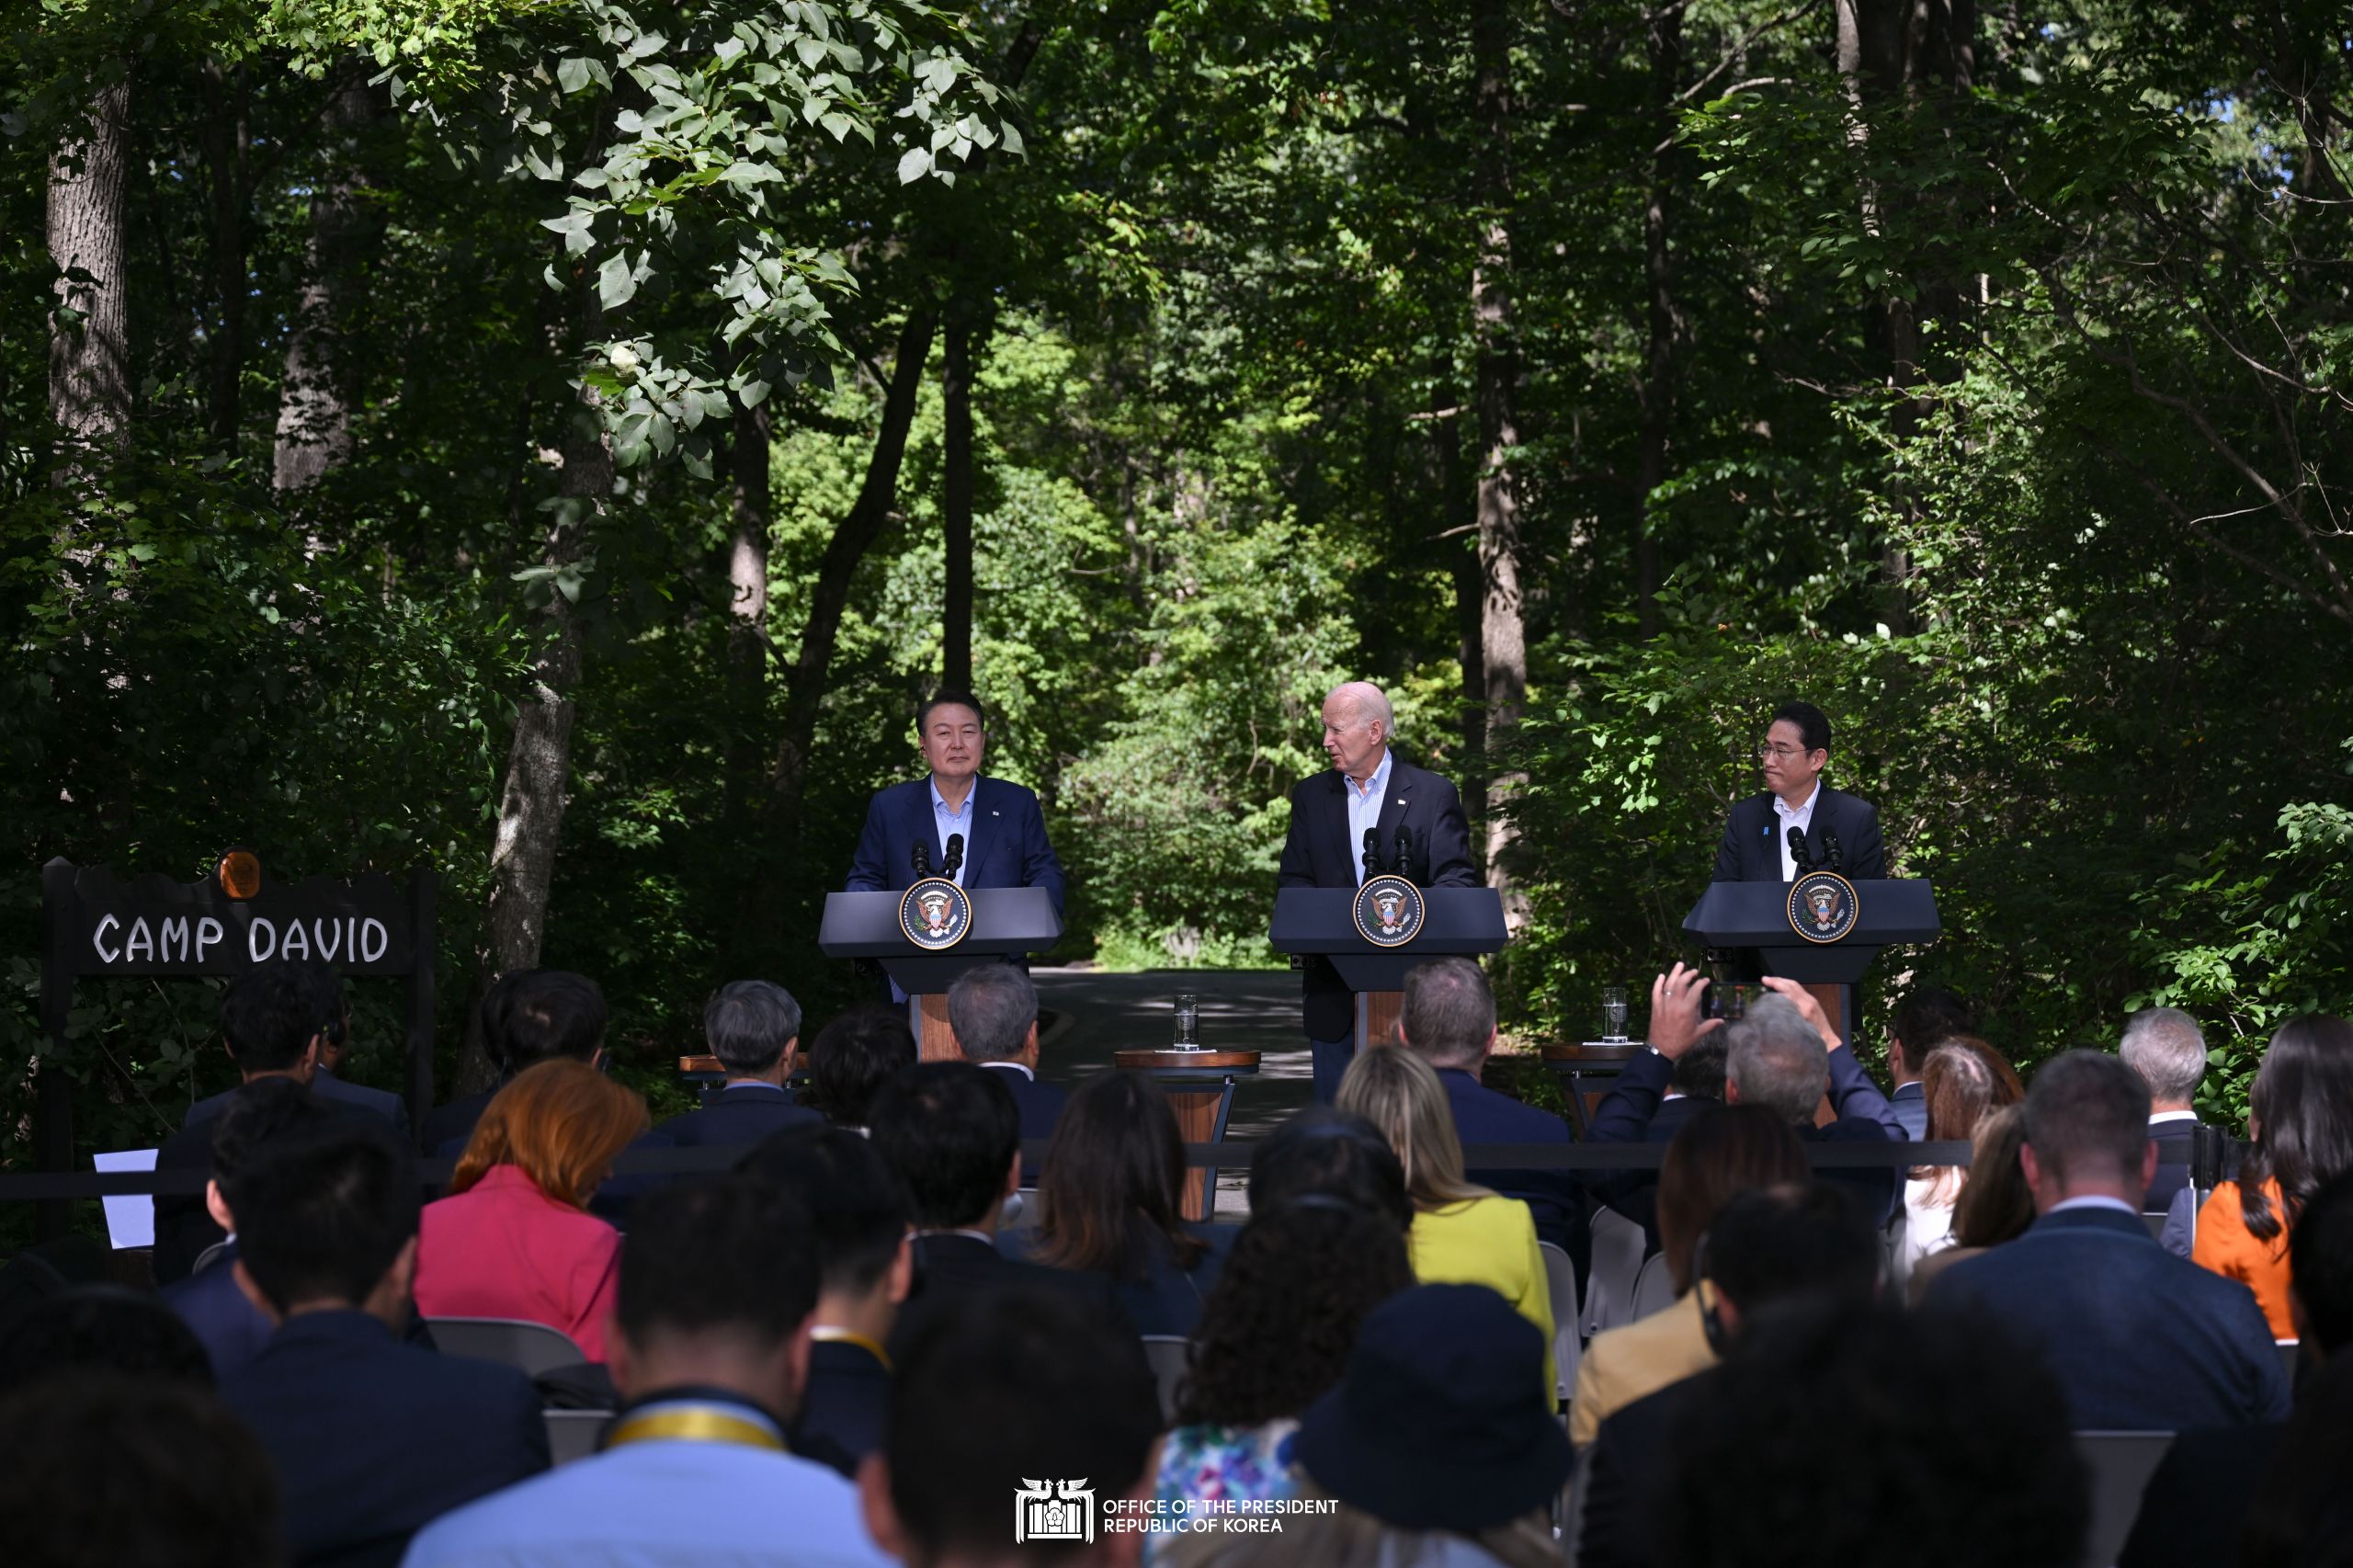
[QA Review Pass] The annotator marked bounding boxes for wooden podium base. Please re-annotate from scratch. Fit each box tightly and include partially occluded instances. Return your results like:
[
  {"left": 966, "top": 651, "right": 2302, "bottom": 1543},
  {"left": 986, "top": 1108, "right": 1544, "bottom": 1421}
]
[
  {"left": 1357, "top": 991, "right": 1404, "bottom": 1056},
  {"left": 911, "top": 994, "right": 959, "bottom": 1062},
  {"left": 1115, "top": 1048, "right": 1260, "bottom": 1222}
]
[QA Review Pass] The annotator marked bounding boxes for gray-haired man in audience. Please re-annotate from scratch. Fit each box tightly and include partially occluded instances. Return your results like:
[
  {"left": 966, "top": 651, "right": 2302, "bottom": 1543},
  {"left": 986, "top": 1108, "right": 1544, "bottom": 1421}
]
[
  {"left": 948, "top": 965, "right": 1063, "bottom": 1182},
  {"left": 2120, "top": 1006, "right": 2209, "bottom": 1213}
]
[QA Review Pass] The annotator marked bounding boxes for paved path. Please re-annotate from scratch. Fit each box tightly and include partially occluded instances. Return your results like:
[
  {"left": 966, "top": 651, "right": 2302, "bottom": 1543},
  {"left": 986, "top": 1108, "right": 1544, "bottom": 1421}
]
[{"left": 1032, "top": 968, "right": 1311, "bottom": 1220}]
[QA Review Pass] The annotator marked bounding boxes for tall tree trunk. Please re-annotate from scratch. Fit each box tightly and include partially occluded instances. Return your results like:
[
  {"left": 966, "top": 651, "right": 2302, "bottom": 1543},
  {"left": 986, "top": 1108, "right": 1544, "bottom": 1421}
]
[
  {"left": 199, "top": 61, "right": 246, "bottom": 447},
  {"left": 1430, "top": 365, "right": 1485, "bottom": 870},
  {"left": 273, "top": 64, "right": 378, "bottom": 492},
  {"left": 941, "top": 312, "right": 976, "bottom": 692},
  {"left": 1470, "top": 0, "right": 1529, "bottom": 929},
  {"left": 1635, "top": 4, "right": 1686, "bottom": 641},
  {"left": 726, "top": 394, "right": 775, "bottom": 801},
  {"left": 48, "top": 75, "right": 131, "bottom": 461}
]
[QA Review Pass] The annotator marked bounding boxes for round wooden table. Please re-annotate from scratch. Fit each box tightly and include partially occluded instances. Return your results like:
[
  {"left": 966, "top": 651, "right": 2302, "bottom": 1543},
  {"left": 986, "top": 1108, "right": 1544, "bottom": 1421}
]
[
  {"left": 1114, "top": 1048, "right": 1261, "bottom": 1221},
  {"left": 1540, "top": 1041, "right": 1644, "bottom": 1136}
]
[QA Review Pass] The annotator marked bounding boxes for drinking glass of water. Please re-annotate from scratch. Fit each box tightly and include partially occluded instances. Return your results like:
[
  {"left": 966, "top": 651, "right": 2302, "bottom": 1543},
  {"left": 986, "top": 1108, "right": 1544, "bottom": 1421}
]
[
  {"left": 1175, "top": 993, "right": 1200, "bottom": 1049},
  {"left": 1601, "top": 986, "right": 1630, "bottom": 1042}
]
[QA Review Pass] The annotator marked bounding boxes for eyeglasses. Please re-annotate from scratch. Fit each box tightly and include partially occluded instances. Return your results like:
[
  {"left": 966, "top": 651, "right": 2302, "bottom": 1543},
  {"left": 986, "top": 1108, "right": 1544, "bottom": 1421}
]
[{"left": 1755, "top": 743, "right": 1814, "bottom": 760}]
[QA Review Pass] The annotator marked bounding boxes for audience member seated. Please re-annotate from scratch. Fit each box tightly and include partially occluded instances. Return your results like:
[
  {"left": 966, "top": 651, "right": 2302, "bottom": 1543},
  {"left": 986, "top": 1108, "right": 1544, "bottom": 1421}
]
[
  {"left": 1185, "top": 1284, "right": 1567, "bottom": 1568},
  {"left": 1901, "top": 1038, "right": 2025, "bottom": 1277},
  {"left": 1576, "top": 1183, "right": 1887, "bottom": 1568},
  {"left": 155, "top": 960, "right": 351, "bottom": 1283},
  {"left": 1338, "top": 1044, "right": 1554, "bottom": 1398},
  {"left": 1155, "top": 1201, "right": 1414, "bottom": 1517},
  {"left": 1906, "top": 1104, "right": 2035, "bottom": 1301},
  {"left": 595, "top": 980, "right": 820, "bottom": 1220},
  {"left": 1244, "top": 1106, "right": 1413, "bottom": 1233},
  {"left": 866, "top": 1062, "right": 1126, "bottom": 1359},
  {"left": 406, "top": 1178, "right": 887, "bottom": 1568},
  {"left": 1587, "top": 1031, "right": 1727, "bottom": 1247},
  {"left": 2120, "top": 1005, "right": 2211, "bottom": 1213},
  {"left": 1393, "top": 958, "right": 1584, "bottom": 1263},
  {"left": 221, "top": 1119, "right": 547, "bottom": 1568},
  {"left": 0, "top": 1284, "right": 214, "bottom": 1394},
  {"left": 1008, "top": 1072, "right": 1229, "bottom": 1335},
  {"left": 0, "top": 1373, "right": 285, "bottom": 1568},
  {"left": 302, "top": 962, "right": 414, "bottom": 1147},
  {"left": 861, "top": 1285, "right": 1160, "bottom": 1568},
  {"left": 2193, "top": 1013, "right": 2353, "bottom": 1339},
  {"left": 805, "top": 1003, "right": 917, "bottom": 1132},
  {"left": 1570, "top": 1106, "right": 1806, "bottom": 1443},
  {"left": 1928, "top": 1050, "right": 2290, "bottom": 1429},
  {"left": 415, "top": 1059, "right": 646, "bottom": 1362},
  {"left": 737, "top": 1126, "right": 913, "bottom": 1474},
  {"left": 1884, "top": 984, "right": 1976, "bottom": 1141},
  {"left": 1658, "top": 1297, "right": 2086, "bottom": 1568},
  {"left": 164, "top": 1079, "right": 335, "bottom": 1379},
  {"left": 2120, "top": 1165, "right": 2353, "bottom": 1568},
  {"left": 422, "top": 970, "right": 608, "bottom": 1157},
  {"left": 947, "top": 963, "right": 1063, "bottom": 1183}
]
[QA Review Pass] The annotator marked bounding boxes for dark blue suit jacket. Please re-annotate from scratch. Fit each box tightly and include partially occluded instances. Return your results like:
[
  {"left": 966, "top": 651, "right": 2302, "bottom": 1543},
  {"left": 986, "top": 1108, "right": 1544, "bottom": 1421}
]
[
  {"left": 1004, "top": 1223, "right": 1233, "bottom": 1337},
  {"left": 1711, "top": 786, "right": 1886, "bottom": 881},
  {"left": 313, "top": 1070, "right": 413, "bottom": 1147},
  {"left": 162, "top": 1242, "right": 274, "bottom": 1381},
  {"left": 1586, "top": 1088, "right": 1722, "bottom": 1245},
  {"left": 1888, "top": 1079, "right": 1928, "bottom": 1141},
  {"left": 791, "top": 1336, "right": 892, "bottom": 1476},
  {"left": 1437, "top": 1068, "right": 1585, "bottom": 1259},
  {"left": 219, "top": 1310, "right": 549, "bottom": 1568},
  {"left": 2147, "top": 1117, "right": 2205, "bottom": 1215},
  {"left": 1927, "top": 1206, "right": 2290, "bottom": 1431},
  {"left": 846, "top": 775, "right": 1064, "bottom": 915},
  {"left": 593, "top": 1081, "right": 825, "bottom": 1221},
  {"left": 1274, "top": 757, "right": 1479, "bottom": 1041},
  {"left": 979, "top": 1063, "right": 1064, "bottom": 1185}
]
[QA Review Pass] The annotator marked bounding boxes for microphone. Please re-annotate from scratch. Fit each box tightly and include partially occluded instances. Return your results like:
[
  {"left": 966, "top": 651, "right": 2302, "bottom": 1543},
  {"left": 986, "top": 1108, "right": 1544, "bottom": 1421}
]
[
  {"left": 1362, "top": 828, "right": 1381, "bottom": 881},
  {"left": 1786, "top": 826, "right": 1813, "bottom": 874},
  {"left": 1820, "top": 829, "right": 1845, "bottom": 874},
  {"left": 911, "top": 841, "right": 931, "bottom": 877},
  {"left": 942, "top": 833, "right": 965, "bottom": 878},
  {"left": 1393, "top": 827, "right": 1413, "bottom": 877}
]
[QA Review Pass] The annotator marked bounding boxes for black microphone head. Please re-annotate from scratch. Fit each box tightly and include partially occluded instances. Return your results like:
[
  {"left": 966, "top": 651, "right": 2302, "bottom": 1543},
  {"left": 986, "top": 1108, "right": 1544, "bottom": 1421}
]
[
  {"left": 1362, "top": 827, "right": 1380, "bottom": 873},
  {"left": 1821, "top": 829, "right": 1844, "bottom": 872},
  {"left": 1786, "top": 825, "right": 1811, "bottom": 871},
  {"left": 912, "top": 841, "right": 931, "bottom": 875},
  {"left": 943, "top": 833, "right": 965, "bottom": 872}
]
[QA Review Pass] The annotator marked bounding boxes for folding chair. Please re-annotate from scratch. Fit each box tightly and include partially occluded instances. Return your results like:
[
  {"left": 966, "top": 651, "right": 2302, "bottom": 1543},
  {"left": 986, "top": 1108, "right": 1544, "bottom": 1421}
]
[
  {"left": 425, "top": 1317, "right": 591, "bottom": 1377},
  {"left": 2074, "top": 1430, "right": 2175, "bottom": 1568}
]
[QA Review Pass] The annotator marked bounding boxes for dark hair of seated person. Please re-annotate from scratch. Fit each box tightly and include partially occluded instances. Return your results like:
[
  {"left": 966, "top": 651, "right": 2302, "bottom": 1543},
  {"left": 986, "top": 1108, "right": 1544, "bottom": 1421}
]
[
  {"left": 1700, "top": 1183, "right": 1882, "bottom": 1320},
  {"left": 209, "top": 1075, "right": 335, "bottom": 1188},
  {"left": 805, "top": 1004, "right": 917, "bottom": 1127},
  {"left": 617, "top": 1177, "right": 820, "bottom": 1351},
  {"left": 222, "top": 960, "right": 335, "bottom": 1074},
  {"left": 0, "top": 1372, "right": 286, "bottom": 1568},
  {"left": 1173, "top": 1201, "right": 1415, "bottom": 1430},
  {"left": 884, "top": 1284, "right": 1157, "bottom": 1564},
  {"left": 1031, "top": 1071, "right": 1205, "bottom": 1281},
  {"left": 1245, "top": 1105, "right": 1413, "bottom": 1233},
  {"left": 0, "top": 1286, "right": 214, "bottom": 1396},
  {"left": 233, "top": 1121, "right": 419, "bottom": 1314},
  {"left": 1949, "top": 1105, "right": 2035, "bottom": 1250},
  {"left": 2238, "top": 1353, "right": 2353, "bottom": 1568},
  {"left": 736, "top": 1128, "right": 908, "bottom": 1300},
  {"left": 2236, "top": 1014, "right": 2353, "bottom": 1243},
  {"left": 1659, "top": 1298, "right": 2086, "bottom": 1568},
  {"left": 866, "top": 1062, "right": 1020, "bottom": 1231},
  {"left": 1656, "top": 1105, "right": 1808, "bottom": 1295},
  {"left": 1671, "top": 1033, "right": 1730, "bottom": 1100},
  {"left": 2290, "top": 1167, "right": 2353, "bottom": 1358},
  {"left": 491, "top": 969, "right": 608, "bottom": 1074}
]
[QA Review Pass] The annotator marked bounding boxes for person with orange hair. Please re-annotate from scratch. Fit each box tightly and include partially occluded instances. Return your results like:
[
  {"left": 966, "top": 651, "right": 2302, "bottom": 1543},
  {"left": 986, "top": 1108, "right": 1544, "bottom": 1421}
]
[{"left": 413, "top": 1060, "right": 648, "bottom": 1362}]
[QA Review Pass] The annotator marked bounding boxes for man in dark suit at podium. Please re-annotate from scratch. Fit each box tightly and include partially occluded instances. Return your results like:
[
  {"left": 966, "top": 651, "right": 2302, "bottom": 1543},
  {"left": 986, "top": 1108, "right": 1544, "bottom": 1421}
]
[
  {"left": 1712, "top": 700, "right": 1886, "bottom": 882},
  {"left": 847, "top": 688, "right": 1065, "bottom": 921},
  {"left": 1278, "top": 681, "right": 1477, "bottom": 1102}
]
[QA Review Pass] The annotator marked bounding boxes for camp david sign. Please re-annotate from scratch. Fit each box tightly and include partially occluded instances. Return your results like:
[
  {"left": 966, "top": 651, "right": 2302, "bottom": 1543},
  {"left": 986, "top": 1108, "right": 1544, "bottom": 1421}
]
[{"left": 48, "top": 853, "right": 422, "bottom": 979}]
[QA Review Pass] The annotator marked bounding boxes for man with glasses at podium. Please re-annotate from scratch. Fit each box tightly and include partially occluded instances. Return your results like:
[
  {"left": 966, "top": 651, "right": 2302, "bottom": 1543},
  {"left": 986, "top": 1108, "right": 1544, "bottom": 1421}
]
[
  {"left": 1712, "top": 700, "right": 1885, "bottom": 883},
  {"left": 1278, "top": 681, "right": 1477, "bottom": 1101}
]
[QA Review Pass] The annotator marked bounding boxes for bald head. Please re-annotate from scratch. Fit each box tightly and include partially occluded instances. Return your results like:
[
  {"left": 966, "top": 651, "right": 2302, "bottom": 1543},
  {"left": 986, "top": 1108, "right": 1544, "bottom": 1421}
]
[{"left": 1321, "top": 682, "right": 1394, "bottom": 781}]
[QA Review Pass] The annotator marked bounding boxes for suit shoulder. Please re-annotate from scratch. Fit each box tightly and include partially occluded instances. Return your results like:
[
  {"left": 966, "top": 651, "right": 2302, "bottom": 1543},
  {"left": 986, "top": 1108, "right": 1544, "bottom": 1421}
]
[
  {"left": 1392, "top": 758, "right": 1461, "bottom": 797},
  {"left": 980, "top": 775, "right": 1042, "bottom": 808}
]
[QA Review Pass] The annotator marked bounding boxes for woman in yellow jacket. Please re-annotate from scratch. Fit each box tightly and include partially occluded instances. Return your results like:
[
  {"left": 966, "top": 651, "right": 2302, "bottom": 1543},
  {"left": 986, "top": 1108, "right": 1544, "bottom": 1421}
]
[{"left": 1338, "top": 1044, "right": 1555, "bottom": 1398}]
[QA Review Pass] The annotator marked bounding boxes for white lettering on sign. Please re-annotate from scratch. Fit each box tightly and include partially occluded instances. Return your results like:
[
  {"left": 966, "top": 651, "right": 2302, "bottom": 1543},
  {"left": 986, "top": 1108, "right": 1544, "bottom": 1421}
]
[
  {"left": 316, "top": 917, "right": 343, "bottom": 962},
  {"left": 280, "top": 919, "right": 310, "bottom": 962},
  {"left": 124, "top": 917, "right": 154, "bottom": 963},
  {"left": 359, "top": 918, "right": 389, "bottom": 963},
  {"left": 92, "top": 915, "right": 121, "bottom": 964},
  {"left": 196, "top": 917, "right": 222, "bottom": 960},
  {"left": 160, "top": 916, "right": 189, "bottom": 960},
  {"left": 248, "top": 917, "right": 277, "bottom": 962}
]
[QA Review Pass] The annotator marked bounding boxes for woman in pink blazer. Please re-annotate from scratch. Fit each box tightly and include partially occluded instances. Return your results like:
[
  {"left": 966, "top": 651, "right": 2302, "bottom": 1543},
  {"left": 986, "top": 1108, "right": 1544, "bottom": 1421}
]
[{"left": 415, "top": 1059, "right": 648, "bottom": 1361}]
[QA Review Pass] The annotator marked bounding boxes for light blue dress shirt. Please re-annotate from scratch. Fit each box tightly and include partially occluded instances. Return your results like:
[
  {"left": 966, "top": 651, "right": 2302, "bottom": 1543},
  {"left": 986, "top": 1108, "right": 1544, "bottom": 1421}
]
[
  {"left": 399, "top": 1399, "right": 890, "bottom": 1568},
  {"left": 930, "top": 776, "right": 975, "bottom": 883},
  {"left": 1343, "top": 748, "right": 1395, "bottom": 886}
]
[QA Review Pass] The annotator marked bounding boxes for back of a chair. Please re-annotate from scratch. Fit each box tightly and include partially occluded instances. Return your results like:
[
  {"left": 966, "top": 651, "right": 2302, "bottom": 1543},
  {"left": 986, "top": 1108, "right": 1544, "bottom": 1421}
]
[
  {"left": 1583, "top": 1210, "right": 1650, "bottom": 1338},
  {"left": 1537, "top": 1240, "right": 1584, "bottom": 1405},
  {"left": 2279, "top": 1340, "right": 2302, "bottom": 1389},
  {"left": 1141, "top": 1335, "right": 1191, "bottom": 1425},
  {"left": 544, "top": 1409, "right": 612, "bottom": 1466},
  {"left": 2074, "top": 1430, "right": 2175, "bottom": 1568},
  {"left": 1628, "top": 1251, "right": 1677, "bottom": 1322},
  {"left": 426, "top": 1317, "right": 591, "bottom": 1377}
]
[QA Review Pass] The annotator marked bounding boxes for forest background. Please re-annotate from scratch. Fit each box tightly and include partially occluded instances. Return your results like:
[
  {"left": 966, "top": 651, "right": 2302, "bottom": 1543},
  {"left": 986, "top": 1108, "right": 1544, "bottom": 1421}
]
[{"left": 6, "top": 0, "right": 2351, "bottom": 1173}]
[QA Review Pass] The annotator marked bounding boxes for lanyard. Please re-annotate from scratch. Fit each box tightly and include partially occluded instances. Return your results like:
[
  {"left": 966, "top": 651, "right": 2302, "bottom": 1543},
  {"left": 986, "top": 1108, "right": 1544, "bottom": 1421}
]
[
  {"left": 811, "top": 1327, "right": 893, "bottom": 1372},
  {"left": 603, "top": 1403, "right": 786, "bottom": 1454}
]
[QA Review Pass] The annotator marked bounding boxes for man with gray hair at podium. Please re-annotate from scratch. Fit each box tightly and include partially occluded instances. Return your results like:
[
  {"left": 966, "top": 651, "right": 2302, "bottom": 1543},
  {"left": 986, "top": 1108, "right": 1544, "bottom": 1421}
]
[{"left": 1278, "top": 680, "right": 1477, "bottom": 1102}]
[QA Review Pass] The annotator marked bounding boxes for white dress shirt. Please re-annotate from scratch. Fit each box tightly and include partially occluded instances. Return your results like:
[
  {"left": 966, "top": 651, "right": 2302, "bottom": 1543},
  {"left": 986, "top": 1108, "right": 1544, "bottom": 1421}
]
[
  {"left": 929, "top": 777, "right": 975, "bottom": 883},
  {"left": 1773, "top": 781, "right": 1822, "bottom": 882},
  {"left": 1344, "top": 749, "right": 1396, "bottom": 887}
]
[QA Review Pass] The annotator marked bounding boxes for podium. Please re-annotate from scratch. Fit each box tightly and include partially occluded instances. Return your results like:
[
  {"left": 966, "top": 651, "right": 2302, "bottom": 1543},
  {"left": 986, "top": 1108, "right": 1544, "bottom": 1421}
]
[
  {"left": 1680, "top": 879, "right": 1939, "bottom": 1050},
  {"left": 820, "top": 888, "right": 1063, "bottom": 1062},
  {"left": 1269, "top": 887, "right": 1510, "bottom": 1054},
  {"left": 1115, "top": 1048, "right": 1260, "bottom": 1221}
]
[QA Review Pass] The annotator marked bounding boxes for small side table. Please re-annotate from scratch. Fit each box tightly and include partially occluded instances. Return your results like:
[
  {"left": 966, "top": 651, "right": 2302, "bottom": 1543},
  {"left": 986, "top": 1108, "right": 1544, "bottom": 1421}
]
[
  {"left": 1540, "top": 1042, "right": 1644, "bottom": 1137},
  {"left": 1114, "top": 1048, "right": 1261, "bottom": 1221}
]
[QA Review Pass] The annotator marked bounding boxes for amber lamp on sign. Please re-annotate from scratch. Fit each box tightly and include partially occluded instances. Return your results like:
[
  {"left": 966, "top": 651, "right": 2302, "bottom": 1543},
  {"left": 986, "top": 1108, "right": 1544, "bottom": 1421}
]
[{"left": 218, "top": 849, "right": 262, "bottom": 901}]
